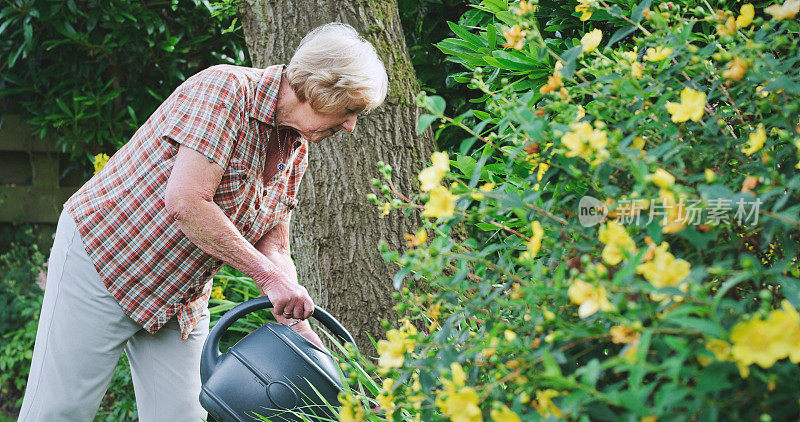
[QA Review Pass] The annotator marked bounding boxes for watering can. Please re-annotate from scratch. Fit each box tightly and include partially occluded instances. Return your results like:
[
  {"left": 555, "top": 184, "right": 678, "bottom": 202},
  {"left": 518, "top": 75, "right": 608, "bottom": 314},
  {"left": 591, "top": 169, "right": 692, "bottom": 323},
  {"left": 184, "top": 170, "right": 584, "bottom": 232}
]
[{"left": 200, "top": 297, "right": 357, "bottom": 422}]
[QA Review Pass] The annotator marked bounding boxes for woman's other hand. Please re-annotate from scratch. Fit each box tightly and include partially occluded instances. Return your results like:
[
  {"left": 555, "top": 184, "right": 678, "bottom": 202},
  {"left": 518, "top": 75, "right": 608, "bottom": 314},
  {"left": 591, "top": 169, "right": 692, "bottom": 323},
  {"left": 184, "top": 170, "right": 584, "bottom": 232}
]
[{"left": 275, "top": 315, "right": 325, "bottom": 349}]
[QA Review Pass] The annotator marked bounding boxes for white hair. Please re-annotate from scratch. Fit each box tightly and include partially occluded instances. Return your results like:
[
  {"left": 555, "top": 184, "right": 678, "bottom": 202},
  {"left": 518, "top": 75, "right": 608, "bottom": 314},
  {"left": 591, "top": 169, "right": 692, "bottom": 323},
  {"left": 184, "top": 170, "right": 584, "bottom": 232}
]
[{"left": 285, "top": 23, "right": 388, "bottom": 114}]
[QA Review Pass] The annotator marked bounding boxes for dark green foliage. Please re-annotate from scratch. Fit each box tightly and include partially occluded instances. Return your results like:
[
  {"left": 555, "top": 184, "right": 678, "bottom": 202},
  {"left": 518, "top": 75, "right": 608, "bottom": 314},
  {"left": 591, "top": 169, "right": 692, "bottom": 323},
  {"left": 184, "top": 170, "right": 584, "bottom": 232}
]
[
  {"left": 398, "top": 0, "right": 480, "bottom": 149},
  {"left": 0, "top": 0, "right": 248, "bottom": 164},
  {"left": 0, "top": 226, "right": 44, "bottom": 410}
]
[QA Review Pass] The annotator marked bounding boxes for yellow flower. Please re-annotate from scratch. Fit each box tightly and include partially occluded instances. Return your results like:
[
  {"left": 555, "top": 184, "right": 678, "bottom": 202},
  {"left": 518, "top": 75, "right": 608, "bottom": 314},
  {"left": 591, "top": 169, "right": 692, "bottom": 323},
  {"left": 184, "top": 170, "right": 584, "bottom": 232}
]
[
  {"left": 432, "top": 151, "right": 450, "bottom": 173},
  {"left": 730, "top": 315, "right": 780, "bottom": 369},
  {"left": 741, "top": 123, "right": 766, "bottom": 155},
  {"left": 404, "top": 228, "right": 428, "bottom": 247},
  {"left": 423, "top": 186, "right": 457, "bottom": 218},
  {"left": 471, "top": 182, "right": 495, "bottom": 200},
  {"left": 490, "top": 405, "right": 521, "bottom": 422},
  {"left": 716, "top": 16, "right": 736, "bottom": 36},
  {"left": 769, "top": 301, "right": 800, "bottom": 363},
  {"left": 418, "top": 166, "right": 442, "bottom": 191},
  {"left": 705, "top": 168, "right": 716, "bottom": 182},
  {"left": 436, "top": 363, "right": 483, "bottom": 422},
  {"left": 706, "top": 339, "right": 732, "bottom": 361},
  {"left": 338, "top": 392, "right": 365, "bottom": 422},
  {"left": 539, "top": 71, "right": 563, "bottom": 94},
  {"left": 736, "top": 4, "right": 755, "bottom": 28},
  {"left": 502, "top": 25, "right": 527, "bottom": 50},
  {"left": 515, "top": 0, "right": 537, "bottom": 15},
  {"left": 665, "top": 87, "right": 706, "bottom": 122},
  {"left": 632, "top": 136, "right": 646, "bottom": 150},
  {"left": 427, "top": 301, "right": 442, "bottom": 331},
  {"left": 93, "top": 153, "right": 110, "bottom": 174},
  {"left": 580, "top": 29, "right": 602, "bottom": 54},
  {"left": 658, "top": 190, "right": 687, "bottom": 234},
  {"left": 722, "top": 56, "right": 748, "bottom": 81},
  {"left": 636, "top": 242, "right": 691, "bottom": 290},
  {"left": 380, "top": 202, "right": 391, "bottom": 218},
  {"left": 610, "top": 325, "right": 640, "bottom": 344},
  {"left": 631, "top": 61, "right": 644, "bottom": 79},
  {"left": 561, "top": 121, "right": 609, "bottom": 166},
  {"left": 651, "top": 168, "right": 675, "bottom": 188},
  {"left": 643, "top": 46, "right": 673, "bottom": 62},
  {"left": 536, "top": 161, "right": 549, "bottom": 182},
  {"left": 210, "top": 285, "right": 226, "bottom": 301},
  {"left": 533, "top": 390, "right": 563, "bottom": 418},
  {"left": 419, "top": 152, "right": 450, "bottom": 191},
  {"left": 598, "top": 221, "right": 637, "bottom": 266},
  {"left": 376, "top": 320, "right": 417, "bottom": 373},
  {"left": 568, "top": 279, "right": 614, "bottom": 318},
  {"left": 575, "top": 0, "right": 593, "bottom": 21},
  {"left": 765, "top": 0, "right": 800, "bottom": 20},
  {"left": 576, "top": 105, "right": 586, "bottom": 120},
  {"left": 621, "top": 47, "right": 638, "bottom": 63},
  {"left": 520, "top": 221, "right": 544, "bottom": 261},
  {"left": 438, "top": 388, "right": 482, "bottom": 422},
  {"left": 505, "top": 330, "right": 517, "bottom": 342},
  {"left": 376, "top": 379, "right": 397, "bottom": 417}
]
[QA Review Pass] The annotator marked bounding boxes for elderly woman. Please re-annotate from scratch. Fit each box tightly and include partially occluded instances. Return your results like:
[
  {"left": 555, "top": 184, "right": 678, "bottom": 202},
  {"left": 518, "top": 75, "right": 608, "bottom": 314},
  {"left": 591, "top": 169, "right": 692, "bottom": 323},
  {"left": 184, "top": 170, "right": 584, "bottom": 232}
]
[{"left": 19, "top": 23, "right": 387, "bottom": 421}]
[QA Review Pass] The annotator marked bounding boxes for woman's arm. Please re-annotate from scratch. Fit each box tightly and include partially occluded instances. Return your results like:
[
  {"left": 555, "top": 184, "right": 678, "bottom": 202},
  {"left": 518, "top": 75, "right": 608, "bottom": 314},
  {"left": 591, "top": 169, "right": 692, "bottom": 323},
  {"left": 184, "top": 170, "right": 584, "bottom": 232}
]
[
  {"left": 164, "top": 145, "right": 314, "bottom": 319},
  {"left": 255, "top": 221, "right": 324, "bottom": 348}
]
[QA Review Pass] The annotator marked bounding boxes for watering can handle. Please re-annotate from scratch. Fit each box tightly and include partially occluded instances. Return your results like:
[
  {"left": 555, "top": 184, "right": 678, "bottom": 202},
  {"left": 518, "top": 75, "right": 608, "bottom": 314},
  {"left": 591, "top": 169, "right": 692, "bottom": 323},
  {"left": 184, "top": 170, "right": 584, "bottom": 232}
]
[{"left": 201, "top": 297, "right": 357, "bottom": 382}]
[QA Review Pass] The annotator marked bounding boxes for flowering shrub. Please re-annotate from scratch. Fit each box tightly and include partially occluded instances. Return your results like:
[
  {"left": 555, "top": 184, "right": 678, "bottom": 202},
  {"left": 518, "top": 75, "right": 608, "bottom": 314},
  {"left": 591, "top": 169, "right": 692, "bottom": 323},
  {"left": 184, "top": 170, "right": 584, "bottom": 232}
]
[{"left": 352, "top": 0, "right": 800, "bottom": 420}]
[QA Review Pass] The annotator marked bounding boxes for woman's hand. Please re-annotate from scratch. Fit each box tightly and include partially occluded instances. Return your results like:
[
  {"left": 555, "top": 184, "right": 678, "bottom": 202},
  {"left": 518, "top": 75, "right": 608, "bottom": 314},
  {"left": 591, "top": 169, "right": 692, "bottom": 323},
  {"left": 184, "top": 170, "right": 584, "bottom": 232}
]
[
  {"left": 275, "top": 315, "right": 325, "bottom": 349},
  {"left": 254, "top": 270, "right": 314, "bottom": 320}
]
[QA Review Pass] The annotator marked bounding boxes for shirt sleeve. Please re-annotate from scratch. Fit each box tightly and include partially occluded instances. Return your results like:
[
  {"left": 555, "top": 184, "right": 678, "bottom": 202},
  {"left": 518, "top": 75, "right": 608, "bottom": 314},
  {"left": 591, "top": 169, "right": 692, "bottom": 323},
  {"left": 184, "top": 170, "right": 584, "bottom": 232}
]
[{"left": 162, "top": 66, "right": 245, "bottom": 169}]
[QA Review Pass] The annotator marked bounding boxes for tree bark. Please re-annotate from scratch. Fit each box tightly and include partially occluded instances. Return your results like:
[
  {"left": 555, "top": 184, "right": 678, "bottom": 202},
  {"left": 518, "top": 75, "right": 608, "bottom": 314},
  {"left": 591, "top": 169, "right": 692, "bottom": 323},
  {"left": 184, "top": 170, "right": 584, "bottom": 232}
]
[{"left": 238, "top": 0, "right": 434, "bottom": 351}]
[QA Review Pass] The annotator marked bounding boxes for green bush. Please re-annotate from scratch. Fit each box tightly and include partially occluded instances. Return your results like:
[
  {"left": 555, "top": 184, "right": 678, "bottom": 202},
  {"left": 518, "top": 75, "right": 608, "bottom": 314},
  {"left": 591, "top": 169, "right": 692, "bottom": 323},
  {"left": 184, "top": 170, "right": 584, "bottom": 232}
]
[
  {"left": 0, "top": 0, "right": 247, "bottom": 163},
  {"left": 0, "top": 227, "right": 45, "bottom": 408},
  {"left": 352, "top": 0, "right": 800, "bottom": 420}
]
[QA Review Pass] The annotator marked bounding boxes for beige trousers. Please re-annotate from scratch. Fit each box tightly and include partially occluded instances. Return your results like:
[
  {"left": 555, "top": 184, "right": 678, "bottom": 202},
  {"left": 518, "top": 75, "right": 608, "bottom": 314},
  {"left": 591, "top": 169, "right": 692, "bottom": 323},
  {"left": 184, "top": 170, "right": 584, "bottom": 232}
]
[{"left": 18, "top": 210, "right": 209, "bottom": 422}]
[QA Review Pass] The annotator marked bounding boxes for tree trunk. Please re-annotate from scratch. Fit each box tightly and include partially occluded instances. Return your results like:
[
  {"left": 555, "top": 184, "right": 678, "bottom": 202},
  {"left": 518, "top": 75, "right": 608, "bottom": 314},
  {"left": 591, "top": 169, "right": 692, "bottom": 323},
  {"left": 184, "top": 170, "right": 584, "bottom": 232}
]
[{"left": 238, "top": 0, "right": 433, "bottom": 351}]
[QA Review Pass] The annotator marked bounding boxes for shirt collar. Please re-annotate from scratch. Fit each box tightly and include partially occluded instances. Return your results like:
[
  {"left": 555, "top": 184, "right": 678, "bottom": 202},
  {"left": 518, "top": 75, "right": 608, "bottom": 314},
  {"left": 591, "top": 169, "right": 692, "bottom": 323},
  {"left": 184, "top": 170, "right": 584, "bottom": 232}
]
[{"left": 250, "top": 64, "right": 284, "bottom": 125}]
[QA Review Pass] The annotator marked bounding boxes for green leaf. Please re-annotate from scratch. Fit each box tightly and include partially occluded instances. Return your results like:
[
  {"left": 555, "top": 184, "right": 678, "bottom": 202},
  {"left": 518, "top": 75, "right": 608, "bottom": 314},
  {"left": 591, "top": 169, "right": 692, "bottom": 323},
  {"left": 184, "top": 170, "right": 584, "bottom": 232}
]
[
  {"left": 608, "top": 26, "right": 635, "bottom": 48},
  {"left": 425, "top": 95, "right": 446, "bottom": 115},
  {"left": 607, "top": 4, "right": 624, "bottom": 18},
  {"left": 417, "top": 114, "right": 438, "bottom": 134},
  {"left": 765, "top": 75, "right": 800, "bottom": 95},
  {"left": 664, "top": 316, "right": 724, "bottom": 337},
  {"left": 680, "top": 21, "right": 696, "bottom": 43},
  {"left": 453, "top": 154, "right": 477, "bottom": 177},
  {"left": 473, "top": 110, "right": 492, "bottom": 120},
  {"left": 481, "top": 0, "right": 508, "bottom": 13},
  {"left": 393, "top": 266, "right": 412, "bottom": 289},
  {"left": 632, "top": 0, "right": 652, "bottom": 23},
  {"left": 486, "top": 23, "right": 497, "bottom": 50},
  {"left": 559, "top": 46, "right": 583, "bottom": 79},
  {"left": 8, "top": 44, "right": 23, "bottom": 68},
  {"left": 778, "top": 277, "right": 800, "bottom": 308},
  {"left": 447, "top": 21, "right": 486, "bottom": 48}
]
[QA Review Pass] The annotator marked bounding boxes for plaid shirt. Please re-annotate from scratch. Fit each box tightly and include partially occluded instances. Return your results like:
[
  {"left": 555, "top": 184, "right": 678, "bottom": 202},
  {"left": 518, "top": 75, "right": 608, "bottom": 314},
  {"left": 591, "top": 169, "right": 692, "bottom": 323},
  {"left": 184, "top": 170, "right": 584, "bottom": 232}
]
[{"left": 64, "top": 64, "right": 307, "bottom": 340}]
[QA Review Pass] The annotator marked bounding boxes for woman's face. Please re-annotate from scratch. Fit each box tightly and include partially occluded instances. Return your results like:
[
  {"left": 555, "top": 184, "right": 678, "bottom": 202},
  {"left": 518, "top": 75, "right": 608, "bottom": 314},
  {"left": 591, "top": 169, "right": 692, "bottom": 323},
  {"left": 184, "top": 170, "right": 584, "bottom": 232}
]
[{"left": 287, "top": 101, "right": 364, "bottom": 143}]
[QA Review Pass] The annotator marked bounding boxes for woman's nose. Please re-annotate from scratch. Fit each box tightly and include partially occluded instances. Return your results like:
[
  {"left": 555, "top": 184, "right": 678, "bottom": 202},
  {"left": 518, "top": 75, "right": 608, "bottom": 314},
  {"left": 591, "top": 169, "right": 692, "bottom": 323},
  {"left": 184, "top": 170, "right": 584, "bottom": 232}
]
[{"left": 342, "top": 115, "right": 357, "bottom": 133}]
